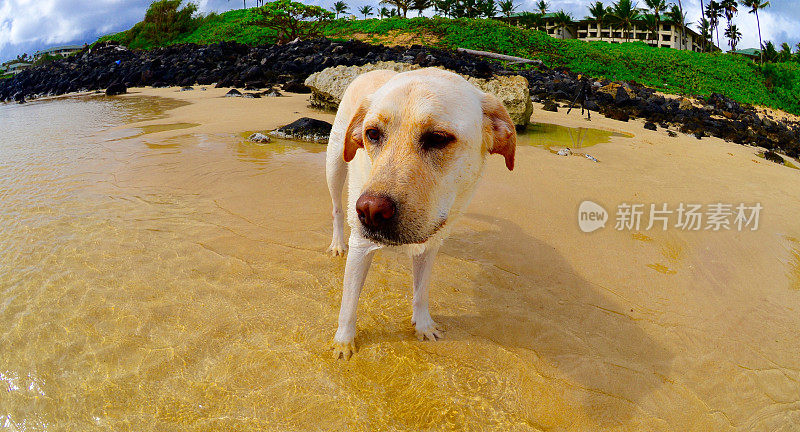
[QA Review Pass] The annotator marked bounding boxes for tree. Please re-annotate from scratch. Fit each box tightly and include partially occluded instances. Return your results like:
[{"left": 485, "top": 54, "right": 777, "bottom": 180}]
[
  {"left": 666, "top": 5, "right": 688, "bottom": 48},
  {"left": 587, "top": 2, "right": 609, "bottom": 40},
  {"left": 245, "top": 0, "right": 334, "bottom": 43},
  {"left": 706, "top": 1, "right": 723, "bottom": 49},
  {"left": 380, "top": 0, "right": 410, "bottom": 17},
  {"left": 724, "top": 23, "right": 741, "bottom": 51},
  {"left": 762, "top": 40, "right": 777, "bottom": 61},
  {"left": 643, "top": 13, "right": 660, "bottom": 45},
  {"left": 412, "top": 0, "right": 432, "bottom": 15},
  {"left": 740, "top": 0, "right": 770, "bottom": 64},
  {"left": 643, "top": 0, "right": 667, "bottom": 45},
  {"left": 142, "top": 0, "right": 199, "bottom": 46},
  {"left": 552, "top": 10, "right": 573, "bottom": 39},
  {"left": 359, "top": 5, "right": 374, "bottom": 18},
  {"left": 697, "top": 17, "right": 713, "bottom": 51},
  {"left": 333, "top": 1, "right": 349, "bottom": 18},
  {"left": 480, "top": 0, "right": 498, "bottom": 17},
  {"left": 536, "top": 0, "right": 549, "bottom": 14},
  {"left": 499, "top": 0, "right": 516, "bottom": 17},
  {"left": 608, "top": 0, "right": 640, "bottom": 42},
  {"left": 778, "top": 42, "right": 792, "bottom": 62}
]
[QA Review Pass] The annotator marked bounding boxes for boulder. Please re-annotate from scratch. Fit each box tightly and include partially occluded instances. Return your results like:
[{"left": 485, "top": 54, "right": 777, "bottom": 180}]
[
  {"left": 105, "top": 83, "right": 127, "bottom": 96},
  {"left": 541, "top": 100, "right": 559, "bottom": 112},
  {"left": 305, "top": 62, "right": 532, "bottom": 127},
  {"left": 466, "top": 74, "right": 533, "bottom": 127},
  {"left": 678, "top": 98, "right": 693, "bottom": 111},
  {"left": 644, "top": 121, "right": 657, "bottom": 131},
  {"left": 304, "top": 61, "right": 418, "bottom": 110},
  {"left": 269, "top": 117, "right": 332, "bottom": 143},
  {"left": 225, "top": 88, "right": 242, "bottom": 97}
]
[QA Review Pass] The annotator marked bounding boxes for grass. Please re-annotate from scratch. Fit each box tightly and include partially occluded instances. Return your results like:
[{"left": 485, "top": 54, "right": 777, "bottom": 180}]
[{"left": 96, "top": 13, "right": 800, "bottom": 115}]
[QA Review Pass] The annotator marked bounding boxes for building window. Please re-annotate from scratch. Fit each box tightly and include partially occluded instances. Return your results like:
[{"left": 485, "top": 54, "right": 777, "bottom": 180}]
[
  {"left": 601, "top": 31, "right": 610, "bottom": 38},
  {"left": 589, "top": 32, "right": 597, "bottom": 38},
  {"left": 662, "top": 34, "right": 671, "bottom": 41},
  {"left": 663, "top": 24, "right": 671, "bottom": 31},
  {"left": 661, "top": 44, "right": 670, "bottom": 48}
]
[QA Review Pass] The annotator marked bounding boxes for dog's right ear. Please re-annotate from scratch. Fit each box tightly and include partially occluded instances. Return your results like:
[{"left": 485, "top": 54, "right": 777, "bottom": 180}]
[{"left": 343, "top": 99, "right": 369, "bottom": 163}]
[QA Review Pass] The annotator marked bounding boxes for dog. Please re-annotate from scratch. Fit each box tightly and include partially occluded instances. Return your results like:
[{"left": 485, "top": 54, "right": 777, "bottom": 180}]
[{"left": 325, "top": 67, "right": 516, "bottom": 359}]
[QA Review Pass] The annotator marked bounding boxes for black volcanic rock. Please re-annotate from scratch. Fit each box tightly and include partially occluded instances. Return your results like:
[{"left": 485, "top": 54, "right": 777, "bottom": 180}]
[
  {"left": 269, "top": 117, "right": 332, "bottom": 143},
  {"left": 105, "top": 83, "right": 127, "bottom": 96},
  {"left": 0, "top": 37, "right": 798, "bottom": 158}
]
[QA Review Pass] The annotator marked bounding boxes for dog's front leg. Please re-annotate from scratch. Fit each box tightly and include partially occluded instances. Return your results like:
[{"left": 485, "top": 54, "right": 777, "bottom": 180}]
[
  {"left": 332, "top": 234, "right": 380, "bottom": 359},
  {"left": 412, "top": 245, "right": 444, "bottom": 341}
]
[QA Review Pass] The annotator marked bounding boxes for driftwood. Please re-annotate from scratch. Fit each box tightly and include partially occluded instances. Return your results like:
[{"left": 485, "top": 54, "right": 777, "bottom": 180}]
[{"left": 456, "top": 48, "right": 543, "bottom": 66}]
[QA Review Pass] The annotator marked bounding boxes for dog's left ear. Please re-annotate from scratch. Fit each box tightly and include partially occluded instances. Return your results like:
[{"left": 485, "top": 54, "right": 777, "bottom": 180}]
[
  {"left": 343, "top": 99, "right": 369, "bottom": 163},
  {"left": 482, "top": 93, "right": 517, "bottom": 171}
]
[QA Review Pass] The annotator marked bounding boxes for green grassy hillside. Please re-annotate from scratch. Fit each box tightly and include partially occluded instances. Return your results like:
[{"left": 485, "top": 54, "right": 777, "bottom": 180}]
[{"left": 97, "top": 12, "right": 800, "bottom": 115}]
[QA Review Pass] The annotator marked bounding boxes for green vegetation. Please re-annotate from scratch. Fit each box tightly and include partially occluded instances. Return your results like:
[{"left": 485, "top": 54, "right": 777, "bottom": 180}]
[{"left": 95, "top": 1, "right": 800, "bottom": 114}]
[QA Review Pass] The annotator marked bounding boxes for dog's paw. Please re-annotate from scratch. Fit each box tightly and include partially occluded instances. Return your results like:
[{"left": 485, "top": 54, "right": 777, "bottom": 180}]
[
  {"left": 413, "top": 319, "right": 444, "bottom": 342},
  {"left": 332, "top": 339, "right": 356, "bottom": 360},
  {"left": 327, "top": 238, "right": 348, "bottom": 256}
]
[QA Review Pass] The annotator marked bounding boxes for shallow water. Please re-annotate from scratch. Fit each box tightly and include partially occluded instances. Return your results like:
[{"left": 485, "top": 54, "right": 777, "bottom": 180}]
[
  {"left": 1, "top": 94, "right": 799, "bottom": 431},
  {"left": 518, "top": 122, "right": 631, "bottom": 152}
]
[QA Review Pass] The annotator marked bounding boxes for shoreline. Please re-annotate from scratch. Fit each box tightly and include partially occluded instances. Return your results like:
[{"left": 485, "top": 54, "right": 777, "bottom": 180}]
[
  {"left": 1, "top": 39, "right": 798, "bottom": 161},
  {"left": 2, "top": 81, "right": 800, "bottom": 430}
]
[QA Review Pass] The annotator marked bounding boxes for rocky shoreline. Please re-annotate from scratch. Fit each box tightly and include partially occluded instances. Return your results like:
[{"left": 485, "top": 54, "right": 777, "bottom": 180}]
[{"left": 2, "top": 38, "right": 797, "bottom": 159}]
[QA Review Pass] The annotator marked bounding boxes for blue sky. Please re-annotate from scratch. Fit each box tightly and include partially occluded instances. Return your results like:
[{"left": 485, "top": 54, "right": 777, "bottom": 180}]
[{"left": 2, "top": 0, "right": 798, "bottom": 63}]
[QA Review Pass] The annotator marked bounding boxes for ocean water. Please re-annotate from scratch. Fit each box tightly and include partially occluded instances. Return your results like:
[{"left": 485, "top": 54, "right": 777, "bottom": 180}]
[{"left": 2, "top": 94, "right": 798, "bottom": 431}]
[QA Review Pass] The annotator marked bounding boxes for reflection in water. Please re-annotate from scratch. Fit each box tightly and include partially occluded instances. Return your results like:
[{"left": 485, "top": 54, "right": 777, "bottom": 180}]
[{"left": 518, "top": 122, "right": 632, "bottom": 153}]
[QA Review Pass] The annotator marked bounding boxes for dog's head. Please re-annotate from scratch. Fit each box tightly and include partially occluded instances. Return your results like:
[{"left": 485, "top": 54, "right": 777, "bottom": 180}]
[{"left": 343, "top": 68, "right": 516, "bottom": 246}]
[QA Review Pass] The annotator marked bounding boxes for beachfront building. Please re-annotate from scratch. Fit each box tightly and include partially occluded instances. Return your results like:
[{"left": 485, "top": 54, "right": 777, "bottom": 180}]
[
  {"left": 507, "top": 13, "right": 712, "bottom": 52},
  {"left": 5, "top": 62, "right": 32, "bottom": 75},
  {"left": 33, "top": 45, "right": 84, "bottom": 60},
  {"left": 731, "top": 48, "right": 761, "bottom": 61}
]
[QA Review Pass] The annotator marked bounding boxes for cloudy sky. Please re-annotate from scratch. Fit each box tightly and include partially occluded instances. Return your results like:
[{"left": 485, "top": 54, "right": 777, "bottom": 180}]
[{"left": 2, "top": 0, "right": 798, "bottom": 62}]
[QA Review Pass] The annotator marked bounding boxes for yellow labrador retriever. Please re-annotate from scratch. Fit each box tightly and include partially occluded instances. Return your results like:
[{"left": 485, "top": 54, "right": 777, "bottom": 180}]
[{"left": 326, "top": 67, "right": 516, "bottom": 359}]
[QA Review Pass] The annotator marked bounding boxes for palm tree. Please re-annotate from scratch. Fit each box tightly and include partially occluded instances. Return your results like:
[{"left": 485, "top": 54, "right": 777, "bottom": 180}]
[
  {"left": 359, "top": 5, "right": 375, "bottom": 18},
  {"left": 725, "top": 23, "right": 741, "bottom": 51},
  {"left": 643, "top": 0, "right": 667, "bottom": 45},
  {"left": 552, "top": 10, "right": 573, "bottom": 39},
  {"left": 779, "top": 42, "right": 792, "bottom": 62},
  {"left": 697, "top": 18, "right": 713, "bottom": 50},
  {"left": 608, "top": 0, "right": 640, "bottom": 42},
  {"left": 412, "top": 0, "right": 432, "bottom": 16},
  {"left": 643, "top": 13, "right": 660, "bottom": 45},
  {"left": 740, "top": 0, "right": 770, "bottom": 64},
  {"left": 380, "top": 0, "right": 410, "bottom": 17},
  {"left": 587, "top": 2, "right": 609, "bottom": 41},
  {"left": 721, "top": 0, "right": 737, "bottom": 26},
  {"left": 705, "top": 1, "right": 723, "bottom": 49},
  {"left": 333, "top": 1, "right": 349, "bottom": 18},
  {"left": 536, "top": 0, "right": 549, "bottom": 14},
  {"left": 480, "top": 0, "right": 498, "bottom": 17},
  {"left": 499, "top": 0, "right": 516, "bottom": 17},
  {"left": 666, "top": 5, "right": 688, "bottom": 49}
]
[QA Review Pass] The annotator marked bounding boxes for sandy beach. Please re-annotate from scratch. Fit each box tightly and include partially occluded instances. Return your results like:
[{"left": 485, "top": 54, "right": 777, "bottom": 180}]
[{"left": 2, "top": 86, "right": 799, "bottom": 431}]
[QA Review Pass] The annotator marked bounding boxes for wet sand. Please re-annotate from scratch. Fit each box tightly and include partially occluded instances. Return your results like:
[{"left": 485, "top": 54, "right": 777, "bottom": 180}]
[{"left": 2, "top": 86, "right": 799, "bottom": 431}]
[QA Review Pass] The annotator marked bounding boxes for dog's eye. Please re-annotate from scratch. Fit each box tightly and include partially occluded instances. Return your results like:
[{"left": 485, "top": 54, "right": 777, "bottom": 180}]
[
  {"left": 365, "top": 128, "right": 381, "bottom": 142},
  {"left": 420, "top": 132, "right": 455, "bottom": 150}
]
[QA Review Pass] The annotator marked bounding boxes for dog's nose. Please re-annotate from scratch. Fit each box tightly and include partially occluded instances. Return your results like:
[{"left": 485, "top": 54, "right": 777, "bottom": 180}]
[{"left": 356, "top": 194, "right": 395, "bottom": 229}]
